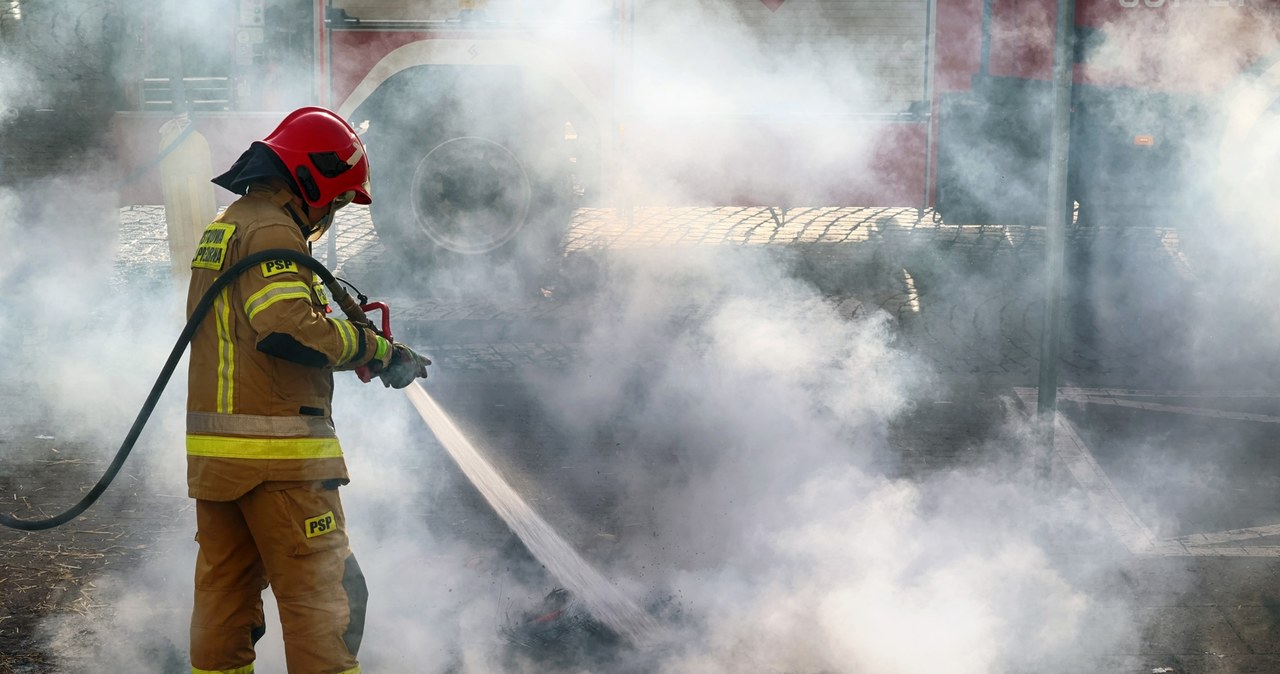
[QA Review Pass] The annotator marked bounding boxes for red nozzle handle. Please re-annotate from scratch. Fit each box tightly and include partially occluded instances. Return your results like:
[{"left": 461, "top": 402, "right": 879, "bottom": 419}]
[
  {"left": 355, "top": 301, "right": 392, "bottom": 383},
  {"left": 360, "top": 301, "right": 392, "bottom": 341}
]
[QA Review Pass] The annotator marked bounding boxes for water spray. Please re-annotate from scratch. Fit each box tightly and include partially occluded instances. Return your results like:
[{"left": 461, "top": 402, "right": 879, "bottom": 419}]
[{"left": 404, "top": 381, "right": 658, "bottom": 644}]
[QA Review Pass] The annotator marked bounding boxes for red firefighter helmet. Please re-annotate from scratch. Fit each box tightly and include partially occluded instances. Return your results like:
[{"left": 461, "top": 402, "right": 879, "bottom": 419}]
[{"left": 260, "top": 106, "right": 372, "bottom": 207}]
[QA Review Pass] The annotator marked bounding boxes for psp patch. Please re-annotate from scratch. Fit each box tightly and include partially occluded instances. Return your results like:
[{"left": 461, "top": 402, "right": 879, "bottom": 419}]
[
  {"left": 304, "top": 510, "right": 337, "bottom": 538},
  {"left": 191, "top": 223, "right": 237, "bottom": 271},
  {"left": 261, "top": 259, "right": 299, "bottom": 277},
  {"left": 312, "top": 275, "right": 329, "bottom": 308}
]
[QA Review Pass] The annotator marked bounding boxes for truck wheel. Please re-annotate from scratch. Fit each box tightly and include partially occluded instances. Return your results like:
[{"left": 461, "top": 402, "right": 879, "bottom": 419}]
[
  {"left": 408, "top": 135, "right": 533, "bottom": 255},
  {"left": 356, "top": 66, "right": 586, "bottom": 285}
]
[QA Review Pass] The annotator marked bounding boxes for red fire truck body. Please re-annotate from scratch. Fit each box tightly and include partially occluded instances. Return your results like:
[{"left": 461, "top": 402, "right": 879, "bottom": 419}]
[{"left": 111, "top": 0, "right": 1280, "bottom": 256}]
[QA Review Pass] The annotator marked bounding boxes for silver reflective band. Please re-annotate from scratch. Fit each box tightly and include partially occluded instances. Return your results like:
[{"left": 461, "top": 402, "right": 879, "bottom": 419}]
[{"left": 187, "top": 411, "right": 338, "bottom": 438}]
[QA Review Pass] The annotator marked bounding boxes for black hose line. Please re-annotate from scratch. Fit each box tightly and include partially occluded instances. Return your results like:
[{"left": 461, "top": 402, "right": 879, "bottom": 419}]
[{"left": 0, "top": 249, "right": 359, "bottom": 531}]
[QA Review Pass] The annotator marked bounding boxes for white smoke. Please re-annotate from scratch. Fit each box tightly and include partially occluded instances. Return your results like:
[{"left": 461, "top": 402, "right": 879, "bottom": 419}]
[
  {"left": 27, "top": 239, "right": 1144, "bottom": 673},
  {"left": 514, "top": 248, "right": 1137, "bottom": 672},
  {"left": 12, "top": 0, "right": 1280, "bottom": 672},
  {"left": 0, "top": 53, "right": 28, "bottom": 123},
  {"left": 1088, "top": 5, "right": 1277, "bottom": 94}
]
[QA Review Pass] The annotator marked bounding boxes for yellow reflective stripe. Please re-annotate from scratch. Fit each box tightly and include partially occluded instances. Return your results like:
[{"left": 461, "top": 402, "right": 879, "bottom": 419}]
[
  {"left": 186, "top": 435, "right": 343, "bottom": 460},
  {"left": 215, "top": 288, "right": 234, "bottom": 414},
  {"left": 348, "top": 321, "right": 362, "bottom": 363},
  {"left": 343, "top": 320, "right": 360, "bottom": 363},
  {"left": 374, "top": 335, "right": 390, "bottom": 362},
  {"left": 329, "top": 317, "right": 357, "bottom": 365},
  {"left": 243, "top": 281, "right": 312, "bottom": 322},
  {"left": 192, "top": 664, "right": 253, "bottom": 674},
  {"left": 335, "top": 667, "right": 360, "bottom": 674},
  {"left": 328, "top": 318, "right": 347, "bottom": 365}
]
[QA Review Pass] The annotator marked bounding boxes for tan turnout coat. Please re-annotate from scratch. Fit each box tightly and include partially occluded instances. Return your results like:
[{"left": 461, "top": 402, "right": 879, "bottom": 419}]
[{"left": 185, "top": 185, "right": 390, "bottom": 501}]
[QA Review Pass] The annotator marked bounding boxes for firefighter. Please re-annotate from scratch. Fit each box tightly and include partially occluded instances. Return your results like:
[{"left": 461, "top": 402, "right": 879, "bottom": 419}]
[{"left": 186, "top": 106, "right": 429, "bottom": 674}]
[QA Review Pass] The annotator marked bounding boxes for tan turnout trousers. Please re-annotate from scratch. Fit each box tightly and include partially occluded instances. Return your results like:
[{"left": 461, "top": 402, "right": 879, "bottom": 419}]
[{"left": 191, "top": 481, "right": 367, "bottom": 674}]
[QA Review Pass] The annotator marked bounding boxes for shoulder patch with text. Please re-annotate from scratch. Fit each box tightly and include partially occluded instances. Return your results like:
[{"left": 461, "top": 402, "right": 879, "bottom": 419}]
[
  {"left": 304, "top": 510, "right": 337, "bottom": 538},
  {"left": 260, "top": 259, "right": 299, "bottom": 277},
  {"left": 191, "top": 223, "right": 237, "bottom": 271}
]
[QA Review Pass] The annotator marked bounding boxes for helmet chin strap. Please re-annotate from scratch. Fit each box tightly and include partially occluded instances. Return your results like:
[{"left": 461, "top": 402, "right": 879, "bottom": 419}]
[
  {"left": 285, "top": 201, "right": 336, "bottom": 243},
  {"left": 309, "top": 211, "right": 334, "bottom": 242},
  {"left": 284, "top": 202, "right": 309, "bottom": 233}
]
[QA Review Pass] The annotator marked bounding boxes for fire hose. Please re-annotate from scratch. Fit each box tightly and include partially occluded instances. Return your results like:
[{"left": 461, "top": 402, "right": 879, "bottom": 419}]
[{"left": 0, "top": 249, "right": 387, "bottom": 531}]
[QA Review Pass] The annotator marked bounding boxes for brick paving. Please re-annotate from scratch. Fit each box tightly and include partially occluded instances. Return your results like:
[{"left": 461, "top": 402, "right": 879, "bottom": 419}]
[{"left": 310, "top": 203, "right": 1188, "bottom": 376}]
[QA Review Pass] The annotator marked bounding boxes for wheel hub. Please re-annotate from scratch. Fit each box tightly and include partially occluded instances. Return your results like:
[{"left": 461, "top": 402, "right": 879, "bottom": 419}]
[{"left": 411, "top": 136, "right": 532, "bottom": 255}]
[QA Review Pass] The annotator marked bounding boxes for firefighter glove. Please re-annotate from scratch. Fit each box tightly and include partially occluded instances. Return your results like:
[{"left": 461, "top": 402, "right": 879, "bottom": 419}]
[{"left": 379, "top": 343, "right": 431, "bottom": 389}]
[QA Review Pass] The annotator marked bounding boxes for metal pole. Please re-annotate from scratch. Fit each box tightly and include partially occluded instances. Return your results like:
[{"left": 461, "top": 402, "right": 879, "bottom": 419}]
[
  {"left": 1036, "top": 0, "right": 1077, "bottom": 472},
  {"left": 920, "top": 0, "right": 937, "bottom": 221},
  {"left": 326, "top": 215, "right": 339, "bottom": 268},
  {"left": 324, "top": 0, "right": 340, "bottom": 270},
  {"left": 979, "top": 0, "right": 993, "bottom": 78}
]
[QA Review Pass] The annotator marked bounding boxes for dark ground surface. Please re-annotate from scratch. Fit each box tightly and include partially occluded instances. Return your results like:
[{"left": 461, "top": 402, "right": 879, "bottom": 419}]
[{"left": 0, "top": 434, "right": 188, "bottom": 673}]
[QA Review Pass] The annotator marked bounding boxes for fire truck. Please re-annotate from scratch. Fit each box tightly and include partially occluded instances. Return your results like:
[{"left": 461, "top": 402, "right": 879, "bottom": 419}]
[{"left": 110, "top": 0, "right": 1280, "bottom": 262}]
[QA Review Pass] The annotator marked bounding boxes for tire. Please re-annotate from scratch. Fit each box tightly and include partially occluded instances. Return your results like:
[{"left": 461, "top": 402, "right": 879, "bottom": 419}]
[
  {"left": 409, "top": 135, "right": 533, "bottom": 255},
  {"left": 355, "top": 65, "right": 592, "bottom": 290}
]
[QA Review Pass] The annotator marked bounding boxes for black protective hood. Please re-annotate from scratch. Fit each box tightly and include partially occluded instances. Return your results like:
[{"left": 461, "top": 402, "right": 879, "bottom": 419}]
[{"left": 211, "top": 142, "right": 302, "bottom": 200}]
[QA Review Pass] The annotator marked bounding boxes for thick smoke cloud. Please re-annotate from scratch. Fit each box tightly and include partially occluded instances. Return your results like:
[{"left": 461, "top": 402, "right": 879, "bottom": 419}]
[
  {"left": 0, "top": 48, "right": 36, "bottom": 122},
  {"left": 1063, "top": 5, "right": 1280, "bottom": 541},
  {"left": 1053, "top": 5, "right": 1280, "bottom": 563},
  {"left": 0, "top": 189, "right": 193, "bottom": 669},
  {"left": 519, "top": 248, "right": 1136, "bottom": 672},
  {"left": 0, "top": 178, "right": 187, "bottom": 448},
  {"left": 1088, "top": 4, "right": 1277, "bottom": 93},
  {"left": 27, "top": 243, "right": 1140, "bottom": 672},
  {"left": 7, "top": 0, "right": 1279, "bottom": 672}
]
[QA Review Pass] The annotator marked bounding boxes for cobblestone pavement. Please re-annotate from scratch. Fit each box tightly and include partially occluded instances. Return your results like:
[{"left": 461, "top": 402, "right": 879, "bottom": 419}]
[
  {"left": 117, "top": 202, "right": 1214, "bottom": 384},
  {"left": 2, "top": 203, "right": 1277, "bottom": 672},
  {"left": 117, "top": 202, "right": 1165, "bottom": 390}
]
